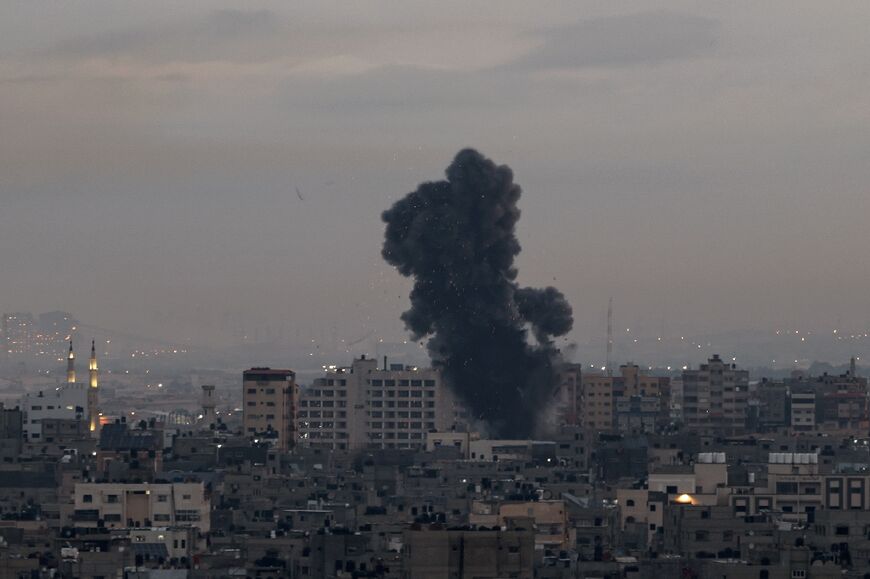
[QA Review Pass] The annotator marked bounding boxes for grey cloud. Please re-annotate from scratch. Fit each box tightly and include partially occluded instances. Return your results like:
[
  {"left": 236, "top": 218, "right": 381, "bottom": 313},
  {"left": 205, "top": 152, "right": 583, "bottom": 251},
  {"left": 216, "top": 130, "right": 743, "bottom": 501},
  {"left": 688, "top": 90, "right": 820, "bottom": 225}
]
[
  {"left": 511, "top": 11, "right": 719, "bottom": 70},
  {"left": 44, "top": 9, "right": 280, "bottom": 64},
  {"left": 285, "top": 65, "right": 510, "bottom": 113}
]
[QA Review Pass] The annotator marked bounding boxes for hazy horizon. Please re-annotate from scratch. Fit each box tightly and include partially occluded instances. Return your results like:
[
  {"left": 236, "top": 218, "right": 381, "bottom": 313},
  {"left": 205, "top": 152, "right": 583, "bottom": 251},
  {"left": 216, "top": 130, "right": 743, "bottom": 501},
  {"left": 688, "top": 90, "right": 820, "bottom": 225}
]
[{"left": 4, "top": 2, "right": 870, "bottom": 353}]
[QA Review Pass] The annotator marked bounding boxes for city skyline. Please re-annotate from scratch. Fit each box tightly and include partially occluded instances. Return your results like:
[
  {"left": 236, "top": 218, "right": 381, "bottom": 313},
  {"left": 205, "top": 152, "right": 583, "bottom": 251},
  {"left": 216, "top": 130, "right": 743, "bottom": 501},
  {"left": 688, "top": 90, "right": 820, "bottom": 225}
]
[{"left": 3, "top": 4, "right": 870, "bottom": 577}]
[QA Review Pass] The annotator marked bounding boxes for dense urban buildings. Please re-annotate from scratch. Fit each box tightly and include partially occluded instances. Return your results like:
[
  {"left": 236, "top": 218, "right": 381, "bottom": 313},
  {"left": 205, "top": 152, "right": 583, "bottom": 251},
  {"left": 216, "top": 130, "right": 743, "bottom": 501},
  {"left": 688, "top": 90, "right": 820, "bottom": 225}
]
[
  {"left": 0, "top": 351, "right": 868, "bottom": 578},
  {"left": 571, "top": 363, "right": 671, "bottom": 433}
]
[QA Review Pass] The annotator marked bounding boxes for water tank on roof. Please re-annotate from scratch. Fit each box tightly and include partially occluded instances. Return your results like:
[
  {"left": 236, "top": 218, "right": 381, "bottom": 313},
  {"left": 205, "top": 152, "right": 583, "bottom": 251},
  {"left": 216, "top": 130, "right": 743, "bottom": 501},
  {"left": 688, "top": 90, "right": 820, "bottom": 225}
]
[{"left": 715, "top": 452, "right": 726, "bottom": 463}]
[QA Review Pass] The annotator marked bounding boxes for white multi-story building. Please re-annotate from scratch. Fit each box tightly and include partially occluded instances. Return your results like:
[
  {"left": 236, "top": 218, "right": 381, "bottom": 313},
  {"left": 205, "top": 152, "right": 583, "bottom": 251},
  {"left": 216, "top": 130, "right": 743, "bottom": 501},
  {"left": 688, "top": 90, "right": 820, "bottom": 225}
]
[
  {"left": 298, "top": 355, "right": 468, "bottom": 450},
  {"left": 20, "top": 383, "right": 89, "bottom": 441}
]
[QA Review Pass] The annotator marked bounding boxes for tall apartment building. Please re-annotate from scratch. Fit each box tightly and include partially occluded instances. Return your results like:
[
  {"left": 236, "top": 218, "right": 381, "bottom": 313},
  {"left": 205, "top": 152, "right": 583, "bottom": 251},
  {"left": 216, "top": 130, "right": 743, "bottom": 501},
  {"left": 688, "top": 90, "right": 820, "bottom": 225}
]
[
  {"left": 554, "top": 364, "right": 582, "bottom": 426},
  {"left": 242, "top": 368, "right": 298, "bottom": 451},
  {"left": 298, "top": 355, "right": 468, "bottom": 450},
  {"left": 682, "top": 354, "right": 750, "bottom": 434},
  {"left": 579, "top": 363, "right": 670, "bottom": 433},
  {"left": 579, "top": 373, "right": 614, "bottom": 431}
]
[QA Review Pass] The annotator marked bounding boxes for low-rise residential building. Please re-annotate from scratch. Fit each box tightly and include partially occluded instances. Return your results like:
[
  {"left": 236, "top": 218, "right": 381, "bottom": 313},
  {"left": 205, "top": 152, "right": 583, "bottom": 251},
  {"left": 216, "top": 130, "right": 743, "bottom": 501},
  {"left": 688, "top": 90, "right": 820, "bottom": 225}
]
[
  {"left": 72, "top": 482, "right": 210, "bottom": 532},
  {"left": 402, "top": 523, "right": 535, "bottom": 579}
]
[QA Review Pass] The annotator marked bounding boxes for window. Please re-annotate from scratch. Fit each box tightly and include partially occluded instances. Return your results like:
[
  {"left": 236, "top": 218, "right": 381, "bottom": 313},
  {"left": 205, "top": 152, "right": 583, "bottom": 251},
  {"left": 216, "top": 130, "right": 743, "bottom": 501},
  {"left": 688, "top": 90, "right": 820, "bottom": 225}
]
[
  {"left": 106, "top": 495, "right": 119, "bottom": 504},
  {"left": 157, "top": 495, "right": 169, "bottom": 503},
  {"left": 83, "top": 494, "right": 93, "bottom": 503},
  {"left": 175, "top": 509, "right": 201, "bottom": 522},
  {"left": 776, "top": 482, "right": 798, "bottom": 494}
]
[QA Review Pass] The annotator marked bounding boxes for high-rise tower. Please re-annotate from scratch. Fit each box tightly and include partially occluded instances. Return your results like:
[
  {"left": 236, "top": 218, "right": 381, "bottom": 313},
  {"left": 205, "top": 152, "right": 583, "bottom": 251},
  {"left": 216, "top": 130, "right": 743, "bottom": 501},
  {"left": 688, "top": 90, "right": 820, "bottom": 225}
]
[
  {"left": 66, "top": 340, "right": 76, "bottom": 384},
  {"left": 88, "top": 339, "right": 99, "bottom": 436},
  {"left": 201, "top": 384, "right": 216, "bottom": 429}
]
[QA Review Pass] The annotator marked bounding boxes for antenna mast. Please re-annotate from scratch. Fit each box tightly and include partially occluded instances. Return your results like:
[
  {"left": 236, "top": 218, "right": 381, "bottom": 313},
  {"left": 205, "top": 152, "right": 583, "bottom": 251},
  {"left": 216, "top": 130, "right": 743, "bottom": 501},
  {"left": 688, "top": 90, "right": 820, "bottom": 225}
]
[{"left": 606, "top": 297, "right": 613, "bottom": 377}]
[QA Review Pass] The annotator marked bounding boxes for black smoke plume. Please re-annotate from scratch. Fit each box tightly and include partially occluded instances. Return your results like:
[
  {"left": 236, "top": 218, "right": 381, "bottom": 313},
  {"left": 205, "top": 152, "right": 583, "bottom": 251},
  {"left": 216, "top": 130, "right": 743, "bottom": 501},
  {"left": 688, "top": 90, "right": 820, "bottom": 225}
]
[{"left": 381, "top": 148, "right": 573, "bottom": 438}]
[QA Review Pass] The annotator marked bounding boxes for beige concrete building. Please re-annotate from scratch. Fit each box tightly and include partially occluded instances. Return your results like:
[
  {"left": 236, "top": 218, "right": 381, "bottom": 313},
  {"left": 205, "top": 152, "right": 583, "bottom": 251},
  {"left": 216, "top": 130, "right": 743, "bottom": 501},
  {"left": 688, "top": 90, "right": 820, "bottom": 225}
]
[
  {"left": 579, "top": 373, "right": 614, "bottom": 431},
  {"left": 402, "top": 524, "right": 534, "bottom": 579},
  {"left": 72, "top": 482, "right": 210, "bottom": 532},
  {"left": 469, "top": 500, "right": 571, "bottom": 550},
  {"left": 242, "top": 367, "right": 298, "bottom": 451},
  {"left": 682, "top": 355, "right": 750, "bottom": 434},
  {"left": 425, "top": 431, "right": 479, "bottom": 456},
  {"left": 298, "top": 356, "right": 468, "bottom": 450},
  {"left": 579, "top": 364, "right": 670, "bottom": 432}
]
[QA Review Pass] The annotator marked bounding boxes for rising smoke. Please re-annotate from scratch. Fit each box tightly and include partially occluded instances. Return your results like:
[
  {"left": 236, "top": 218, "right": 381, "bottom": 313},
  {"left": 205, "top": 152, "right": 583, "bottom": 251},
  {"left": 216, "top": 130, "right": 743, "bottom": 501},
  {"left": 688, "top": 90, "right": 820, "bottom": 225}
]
[{"left": 381, "top": 148, "right": 573, "bottom": 438}]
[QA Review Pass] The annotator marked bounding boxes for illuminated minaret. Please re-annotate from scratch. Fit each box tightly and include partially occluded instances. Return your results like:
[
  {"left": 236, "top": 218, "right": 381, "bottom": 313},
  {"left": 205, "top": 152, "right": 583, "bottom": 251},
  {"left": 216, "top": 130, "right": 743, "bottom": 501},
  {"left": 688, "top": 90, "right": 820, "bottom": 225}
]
[
  {"left": 88, "top": 339, "right": 100, "bottom": 436},
  {"left": 66, "top": 340, "right": 76, "bottom": 384},
  {"left": 89, "top": 340, "right": 98, "bottom": 388}
]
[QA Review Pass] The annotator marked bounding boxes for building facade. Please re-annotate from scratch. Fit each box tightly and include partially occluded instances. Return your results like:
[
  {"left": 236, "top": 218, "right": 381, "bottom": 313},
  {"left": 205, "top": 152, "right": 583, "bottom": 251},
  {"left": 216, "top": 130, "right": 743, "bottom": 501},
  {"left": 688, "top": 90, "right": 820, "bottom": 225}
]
[
  {"left": 72, "top": 482, "right": 210, "bottom": 532},
  {"left": 579, "top": 364, "right": 670, "bottom": 433},
  {"left": 681, "top": 355, "right": 750, "bottom": 434},
  {"left": 298, "top": 356, "right": 468, "bottom": 450},
  {"left": 242, "top": 368, "right": 298, "bottom": 451}
]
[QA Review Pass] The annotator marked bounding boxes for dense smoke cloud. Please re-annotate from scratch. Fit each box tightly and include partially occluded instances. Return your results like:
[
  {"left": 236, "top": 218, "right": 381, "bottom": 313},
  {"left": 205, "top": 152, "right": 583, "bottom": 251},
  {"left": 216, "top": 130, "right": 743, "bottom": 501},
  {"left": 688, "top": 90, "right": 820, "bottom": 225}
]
[{"left": 382, "top": 148, "right": 573, "bottom": 438}]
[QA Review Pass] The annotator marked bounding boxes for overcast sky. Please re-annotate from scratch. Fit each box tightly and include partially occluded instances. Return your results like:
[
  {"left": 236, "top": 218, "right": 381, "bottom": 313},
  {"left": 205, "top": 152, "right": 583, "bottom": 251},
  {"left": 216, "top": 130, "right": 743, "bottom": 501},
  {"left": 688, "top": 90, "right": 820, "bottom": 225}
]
[{"left": 2, "top": 1, "right": 870, "bottom": 350}]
